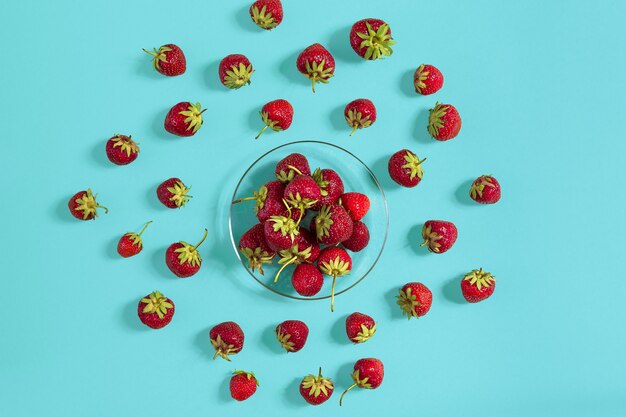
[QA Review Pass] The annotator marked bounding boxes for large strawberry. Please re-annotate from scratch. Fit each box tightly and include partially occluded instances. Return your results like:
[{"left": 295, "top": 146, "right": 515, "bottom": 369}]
[
  {"left": 164, "top": 101, "right": 205, "bottom": 137},
  {"left": 68, "top": 188, "right": 108, "bottom": 220},
  {"left": 219, "top": 54, "right": 254, "bottom": 89},
  {"left": 414, "top": 64, "right": 443, "bottom": 95},
  {"left": 273, "top": 227, "right": 320, "bottom": 283},
  {"left": 105, "top": 134, "right": 139, "bottom": 165},
  {"left": 275, "top": 320, "right": 309, "bottom": 352},
  {"left": 263, "top": 213, "right": 300, "bottom": 252},
  {"left": 210, "top": 321, "right": 245, "bottom": 361},
  {"left": 296, "top": 43, "right": 335, "bottom": 93},
  {"left": 284, "top": 174, "right": 321, "bottom": 214},
  {"left": 342, "top": 221, "right": 370, "bottom": 252},
  {"left": 470, "top": 175, "right": 501, "bottom": 204},
  {"left": 230, "top": 370, "right": 259, "bottom": 401},
  {"left": 256, "top": 99, "right": 294, "bottom": 139},
  {"left": 345, "top": 99, "right": 376, "bottom": 136},
  {"left": 345, "top": 312, "right": 376, "bottom": 344},
  {"left": 117, "top": 221, "right": 152, "bottom": 258},
  {"left": 165, "top": 228, "right": 208, "bottom": 278},
  {"left": 339, "top": 192, "right": 370, "bottom": 221},
  {"left": 388, "top": 149, "right": 426, "bottom": 188},
  {"left": 339, "top": 358, "right": 384, "bottom": 406},
  {"left": 300, "top": 368, "right": 334, "bottom": 405},
  {"left": 318, "top": 247, "right": 352, "bottom": 312},
  {"left": 349, "top": 19, "right": 395, "bottom": 60},
  {"left": 311, "top": 168, "right": 344, "bottom": 210},
  {"left": 428, "top": 102, "right": 462, "bottom": 141},
  {"left": 239, "top": 223, "right": 275, "bottom": 275},
  {"left": 311, "top": 204, "right": 353, "bottom": 245},
  {"left": 142, "top": 44, "right": 186, "bottom": 76},
  {"left": 291, "top": 263, "right": 324, "bottom": 297},
  {"left": 137, "top": 291, "right": 175, "bottom": 329},
  {"left": 421, "top": 220, "right": 458, "bottom": 254},
  {"left": 157, "top": 177, "right": 192, "bottom": 209},
  {"left": 275, "top": 153, "right": 311, "bottom": 183},
  {"left": 249, "top": 0, "right": 283, "bottom": 30},
  {"left": 461, "top": 269, "right": 496, "bottom": 303},
  {"left": 396, "top": 282, "right": 432, "bottom": 319}
]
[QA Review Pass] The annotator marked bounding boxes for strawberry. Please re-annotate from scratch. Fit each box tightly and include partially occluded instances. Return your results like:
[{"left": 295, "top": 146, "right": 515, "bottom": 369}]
[
  {"left": 311, "top": 168, "right": 344, "bottom": 210},
  {"left": 275, "top": 320, "right": 309, "bottom": 352},
  {"left": 345, "top": 312, "right": 376, "bottom": 344},
  {"left": 230, "top": 370, "right": 259, "bottom": 401},
  {"left": 137, "top": 291, "right": 174, "bottom": 329},
  {"left": 396, "top": 282, "right": 432, "bottom": 319},
  {"left": 105, "top": 134, "right": 139, "bottom": 165},
  {"left": 296, "top": 43, "right": 335, "bottom": 93},
  {"left": 311, "top": 204, "right": 353, "bottom": 245},
  {"left": 421, "top": 220, "right": 458, "bottom": 254},
  {"left": 414, "top": 64, "right": 443, "bottom": 95},
  {"left": 68, "top": 188, "right": 108, "bottom": 220},
  {"left": 157, "top": 177, "right": 192, "bottom": 209},
  {"left": 317, "top": 247, "right": 352, "bottom": 312},
  {"left": 232, "top": 180, "right": 295, "bottom": 223},
  {"left": 339, "top": 192, "right": 370, "bottom": 221},
  {"left": 274, "top": 227, "right": 320, "bottom": 283},
  {"left": 291, "top": 263, "right": 324, "bottom": 296},
  {"left": 428, "top": 102, "right": 462, "bottom": 141},
  {"left": 210, "top": 321, "right": 245, "bottom": 361},
  {"left": 470, "top": 175, "right": 501, "bottom": 204},
  {"left": 342, "top": 221, "right": 370, "bottom": 252},
  {"left": 255, "top": 99, "right": 294, "bottom": 139},
  {"left": 263, "top": 213, "right": 300, "bottom": 252},
  {"left": 339, "top": 358, "right": 384, "bottom": 406},
  {"left": 117, "top": 221, "right": 152, "bottom": 258},
  {"left": 165, "top": 228, "right": 208, "bottom": 278},
  {"left": 249, "top": 0, "right": 283, "bottom": 30},
  {"left": 284, "top": 175, "right": 321, "bottom": 214},
  {"left": 142, "top": 44, "right": 186, "bottom": 76},
  {"left": 219, "top": 54, "right": 254, "bottom": 89},
  {"left": 275, "top": 153, "right": 311, "bottom": 183},
  {"left": 388, "top": 149, "right": 426, "bottom": 188},
  {"left": 300, "top": 368, "right": 334, "bottom": 405},
  {"left": 345, "top": 99, "right": 376, "bottom": 136},
  {"left": 349, "top": 19, "right": 395, "bottom": 60},
  {"left": 239, "top": 223, "right": 275, "bottom": 275},
  {"left": 164, "top": 101, "right": 205, "bottom": 137},
  {"left": 461, "top": 268, "right": 496, "bottom": 303}
]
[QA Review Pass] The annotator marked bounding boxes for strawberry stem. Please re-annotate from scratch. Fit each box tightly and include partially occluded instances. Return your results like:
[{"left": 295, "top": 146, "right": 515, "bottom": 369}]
[
  {"left": 255, "top": 124, "right": 269, "bottom": 140},
  {"left": 330, "top": 275, "right": 337, "bottom": 312},
  {"left": 142, "top": 48, "right": 157, "bottom": 57},
  {"left": 311, "top": 77, "right": 316, "bottom": 93},
  {"left": 137, "top": 221, "right": 153, "bottom": 237},
  {"left": 286, "top": 165, "right": 303, "bottom": 176},
  {"left": 339, "top": 382, "right": 357, "bottom": 406},
  {"left": 274, "top": 257, "right": 297, "bottom": 284},
  {"left": 349, "top": 125, "right": 358, "bottom": 136},
  {"left": 232, "top": 196, "right": 256, "bottom": 204},
  {"left": 96, "top": 203, "right": 109, "bottom": 214},
  {"left": 194, "top": 228, "right": 209, "bottom": 250}
]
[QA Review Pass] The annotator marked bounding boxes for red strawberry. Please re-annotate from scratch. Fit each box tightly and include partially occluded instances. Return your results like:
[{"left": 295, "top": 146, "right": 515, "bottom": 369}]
[
  {"left": 274, "top": 227, "right": 320, "bottom": 283},
  {"left": 256, "top": 99, "right": 294, "bottom": 139},
  {"left": 349, "top": 19, "right": 395, "bottom": 60},
  {"left": 137, "top": 291, "right": 174, "bottom": 329},
  {"left": 117, "top": 221, "right": 152, "bottom": 258},
  {"left": 339, "top": 358, "right": 384, "bottom": 406},
  {"left": 470, "top": 175, "right": 501, "bottom": 204},
  {"left": 414, "top": 64, "right": 443, "bottom": 95},
  {"left": 165, "top": 228, "right": 208, "bottom": 278},
  {"left": 388, "top": 149, "right": 426, "bottom": 188},
  {"left": 345, "top": 99, "right": 376, "bottom": 136},
  {"left": 219, "top": 54, "right": 254, "bottom": 89},
  {"left": 461, "top": 268, "right": 496, "bottom": 303},
  {"left": 249, "top": 0, "right": 283, "bottom": 30},
  {"left": 275, "top": 320, "right": 309, "bottom": 352},
  {"left": 105, "top": 134, "right": 139, "bottom": 165},
  {"left": 311, "top": 204, "right": 353, "bottom": 245},
  {"left": 421, "top": 220, "right": 457, "bottom": 254},
  {"left": 263, "top": 214, "right": 300, "bottom": 252},
  {"left": 275, "top": 153, "right": 311, "bottom": 183},
  {"left": 300, "top": 368, "right": 334, "bottom": 405},
  {"left": 428, "top": 102, "right": 462, "bottom": 141},
  {"left": 396, "top": 282, "right": 432, "bottom": 319},
  {"left": 142, "top": 44, "right": 186, "bottom": 76},
  {"left": 317, "top": 247, "right": 352, "bottom": 312},
  {"left": 230, "top": 370, "right": 259, "bottom": 401},
  {"left": 164, "top": 101, "right": 205, "bottom": 137},
  {"left": 284, "top": 175, "right": 321, "bottom": 214},
  {"left": 339, "top": 192, "right": 370, "bottom": 221},
  {"left": 296, "top": 43, "right": 335, "bottom": 93},
  {"left": 156, "top": 177, "right": 192, "bottom": 209},
  {"left": 210, "top": 321, "right": 245, "bottom": 361},
  {"left": 239, "top": 223, "right": 275, "bottom": 275},
  {"left": 68, "top": 188, "right": 108, "bottom": 220},
  {"left": 311, "top": 168, "right": 344, "bottom": 210},
  {"left": 292, "top": 263, "right": 324, "bottom": 296},
  {"left": 345, "top": 312, "right": 376, "bottom": 344},
  {"left": 342, "top": 221, "right": 370, "bottom": 252}
]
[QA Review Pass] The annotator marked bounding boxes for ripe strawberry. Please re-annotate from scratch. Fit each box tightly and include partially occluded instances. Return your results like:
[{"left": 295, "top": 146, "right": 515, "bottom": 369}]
[
  {"left": 275, "top": 153, "right": 311, "bottom": 183},
  {"left": 157, "top": 177, "right": 192, "bottom": 208},
  {"left": 165, "top": 228, "right": 208, "bottom": 278},
  {"left": 296, "top": 43, "right": 335, "bottom": 93},
  {"left": 421, "top": 220, "right": 457, "bottom": 254},
  {"left": 249, "top": 0, "right": 283, "bottom": 30},
  {"left": 388, "top": 149, "right": 426, "bottom": 188},
  {"left": 239, "top": 223, "right": 275, "bottom": 275},
  {"left": 311, "top": 168, "right": 344, "bottom": 210},
  {"left": 414, "top": 64, "right": 443, "bottom": 95},
  {"left": 230, "top": 370, "right": 259, "bottom": 401},
  {"left": 342, "top": 221, "right": 370, "bottom": 252},
  {"left": 284, "top": 175, "right": 321, "bottom": 214},
  {"left": 339, "top": 192, "right": 370, "bottom": 221},
  {"left": 264, "top": 213, "right": 300, "bottom": 252},
  {"left": 164, "top": 101, "right": 205, "bottom": 137},
  {"left": 117, "top": 221, "right": 152, "bottom": 258},
  {"left": 256, "top": 99, "right": 294, "bottom": 139},
  {"left": 396, "top": 282, "right": 432, "bottom": 319},
  {"left": 311, "top": 204, "right": 353, "bottom": 245},
  {"left": 428, "top": 102, "right": 462, "bottom": 141},
  {"left": 461, "top": 268, "right": 496, "bottom": 303},
  {"left": 470, "top": 175, "right": 501, "bottom": 204},
  {"left": 105, "top": 134, "right": 139, "bottom": 165},
  {"left": 339, "top": 358, "right": 384, "bottom": 406},
  {"left": 317, "top": 247, "right": 352, "bottom": 312},
  {"left": 142, "top": 44, "right": 186, "bottom": 76},
  {"left": 345, "top": 99, "right": 376, "bottom": 136},
  {"left": 274, "top": 227, "right": 320, "bottom": 283},
  {"left": 219, "top": 54, "right": 254, "bottom": 89},
  {"left": 68, "top": 188, "right": 108, "bottom": 220},
  {"left": 292, "top": 263, "right": 324, "bottom": 296},
  {"left": 210, "top": 321, "right": 245, "bottom": 361},
  {"left": 345, "top": 312, "right": 376, "bottom": 344},
  {"left": 300, "top": 368, "right": 334, "bottom": 405},
  {"left": 349, "top": 19, "right": 395, "bottom": 60},
  {"left": 275, "top": 320, "right": 309, "bottom": 352},
  {"left": 137, "top": 291, "right": 174, "bottom": 329}
]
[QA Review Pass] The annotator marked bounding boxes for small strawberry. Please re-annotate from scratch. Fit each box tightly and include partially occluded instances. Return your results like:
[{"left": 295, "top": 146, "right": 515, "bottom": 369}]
[
  {"left": 275, "top": 153, "right": 311, "bottom": 183},
  {"left": 428, "top": 102, "right": 462, "bottom": 141},
  {"left": 339, "top": 358, "right": 384, "bottom": 406},
  {"left": 342, "top": 221, "right": 370, "bottom": 252},
  {"left": 339, "top": 192, "right": 370, "bottom": 221},
  {"left": 164, "top": 101, "right": 205, "bottom": 137},
  {"left": 349, "top": 19, "right": 395, "bottom": 60},
  {"left": 68, "top": 188, "right": 108, "bottom": 220},
  {"left": 274, "top": 227, "right": 320, "bottom": 283},
  {"left": 219, "top": 54, "right": 254, "bottom": 89},
  {"left": 137, "top": 291, "right": 174, "bottom": 329},
  {"left": 263, "top": 213, "right": 300, "bottom": 252},
  {"left": 414, "top": 64, "right": 443, "bottom": 95},
  {"left": 311, "top": 168, "right": 344, "bottom": 210},
  {"left": 142, "top": 44, "right": 186, "bottom": 76},
  {"left": 421, "top": 220, "right": 458, "bottom": 254},
  {"left": 396, "top": 282, "right": 432, "bottom": 319},
  {"left": 165, "top": 228, "right": 208, "bottom": 278},
  {"left": 300, "top": 368, "right": 334, "bottom": 405},
  {"left": 210, "top": 321, "right": 245, "bottom": 361},
  {"left": 345, "top": 99, "right": 376, "bottom": 136},
  {"left": 296, "top": 43, "right": 335, "bottom": 93},
  {"left": 230, "top": 370, "right": 259, "bottom": 401},
  {"left": 461, "top": 268, "right": 496, "bottom": 303},
  {"left": 317, "top": 247, "right": 352, "bottom": 312},
  {"left": 388, "top": 149, "right": 426, "bottom": 188},
  {"left": 105, "top": 134, "right": 139, "bottom": 165},
  {"left": 284, "top": 175, "right": 321, "bottom": 214},
  {"left": 255, "top": 99, "right": 294, "bottom": 139},
  {"left": 311, "top": 204, "right": 353, "bottom": 245},
  {"left": 275, "top": 320, "right": 309, "bottom": 352},
  {"left": 345, "top": 312, "right": 376, "bottom": 344},
  {"left": 239, "top": 223, "right": 275, "bottom": 275},
  {"left": 292, "top": 263, "right": 324, "bottom": 296},
  {"left": 117, "top": 221, "right": 153, "bottom": 258},
  {"left": 470, "top": 175, "right": 501, "bottom": 204},
  {"left": 249, "top": 0, "right": 283, "bottom": 30},
  {"left": 157, "top": 177, "right": 192, "bottom": 209}
]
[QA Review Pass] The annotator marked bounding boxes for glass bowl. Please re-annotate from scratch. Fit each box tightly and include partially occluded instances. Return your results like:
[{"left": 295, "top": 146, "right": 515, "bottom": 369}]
[{"left": 229, "top": 141, "right": 388, "bottom": 300}]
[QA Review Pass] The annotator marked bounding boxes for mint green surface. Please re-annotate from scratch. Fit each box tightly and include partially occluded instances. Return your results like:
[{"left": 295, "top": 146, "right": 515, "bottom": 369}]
[{"left": 1, "top": 1, "right": 625, "bottom": 416}]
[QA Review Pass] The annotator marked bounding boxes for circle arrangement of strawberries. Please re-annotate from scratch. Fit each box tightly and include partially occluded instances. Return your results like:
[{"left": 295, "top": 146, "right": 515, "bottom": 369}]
[{"left": 67, "top": 0, "right": 503, "bottom": 407}]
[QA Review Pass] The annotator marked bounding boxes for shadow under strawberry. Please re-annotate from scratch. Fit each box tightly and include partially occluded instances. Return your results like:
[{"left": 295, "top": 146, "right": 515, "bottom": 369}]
[
  {"left": 234, "top": 3, "right": 262, "bottom": 33},
  {"left": 328, "top": 103, "right": 348, "bottom": 132},
  {"left": 282, "top": 376, "right": 309, "bottom": 408},
  {"left": 371, "top": 156, "right": 400, "bottom": 190},
  {"left": 54, "top": 195, "right": 79, "bottom": 223},
  {"left": 407, "top": 224, "right": 430, "bottom": 257},
  {"left": 90, "top": 139, "right": 114, "bottom": 168},
  {"left": 261, "top": 323, "right": 284, "bottom": 354},
  {"left": 330, "top": 315, "right": 353, "bottom": 346},
  {"left": 279, "top": 48, "right": 309, "bottom": 86},
  {"left": 398, "top": 68, "right": 417, "bottom": 98},
  {"left": 328, "top": 25, "right": 362, "bottom": 63},
  {"left": 385, "top": 287, "right": 406, "bottom": 320},
  {"left": 455, "top": 178, "right": 477, "bottom": 206},
  {"left": 442, "top": 274, "right": 468, "bottom": 304},
  {"left": 203, "top": 59, "right": 224, "bottom": 91},
  {"left": 151, "top": 245, "right": 175, "bottom": 280},
  {"left": 120, "top": 297, "right": 149, "bottom": 331},
  {"left": 105, "top": 234, "right": 121, "bottom": 260},
  {"left": 193, "top": 327, "right": 214, "bottom": 360},
  {"left": 413, "top": 107, "right": 433, "bottom": 145},
  {"left": 151, "top": 106, "right": 175, "bottom": 141}
]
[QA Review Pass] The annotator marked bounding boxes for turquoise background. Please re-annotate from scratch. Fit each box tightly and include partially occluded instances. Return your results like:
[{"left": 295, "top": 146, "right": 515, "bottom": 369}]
[{"left": 1, "top": 0, "right": 625, "bottom": 415}]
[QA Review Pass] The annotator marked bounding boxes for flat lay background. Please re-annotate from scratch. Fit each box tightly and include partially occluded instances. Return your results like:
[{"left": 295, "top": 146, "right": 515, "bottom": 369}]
[{"left": 1, "top": 0, "right": 625, "bottom": 416}]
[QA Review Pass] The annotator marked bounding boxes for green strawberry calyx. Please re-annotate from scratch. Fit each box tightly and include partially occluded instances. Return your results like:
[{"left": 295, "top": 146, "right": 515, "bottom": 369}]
[
  {"left": 352, "top": 323, "right": 377, "bottom": 343},
  {"left": 396, "top": 286, "right": 421, "bottom": 320},
  {"left": 233, "top": 370, "right": 259, "bottom": 386},
  {"left": 421, "top": 225, "right": 442, "bottom": 253},
  {"left": 140, "top": 291, "right": 173, "bottom": 319},
  {"left": 167, "top": 180, "right": 192, "bottom": 208},
  {"left": 241, "top": 246, "right": 275, "bottom": 275},
  {"left": 110, "top": 134, "right": 139, "bottom": 157},
  {"left": 470, "top": 176, "right": 496, "bottom": 199},
  {"left": 223, "top": 62, "right": 254, "bottom": 89},
  {"left": 356, "top": 22, "right": 395, "bottom": 60},
  {"left": 274, "top": 245, "right": 312, "bottom": 284},
  {"left": 312, "top": 168, "right": 329, "bottom": 196},
  {"left": 428, "top": 102, "right": 449, "bottom": 138},
  {"left": 303, "top": 59, "right": 334, "bottom": 93},
  {"left": 256, "top": 111, "right": 283, "bottom": 139},
  {"left": 464, "top": 268, "right": 495, "bottom": 290},
  {"left": 124, "top": 220, "right": 153, "bottom": 248},
  {"left": 232, "top": 185, "right": 268, "bottom": 213},
  {"left": 401, "top": 151, "right": 426, "bottom": 181},
  {"left": 286, "top": 192, "right": 318, "bottom": 212},
  {"left": 143, "top": 45, "right": 172, "bottom": 71},
  {"left": 320, "top": 254, "right": 351, "bottom": 312},
  {"left": 210, "top": 334, "right": 239, "bottom": 361},
  {"left": 339, "top": 368, "right": 372, "bottom": 406},
  {"left": 313, "top": 205, "right": 334, "bottom": 241},
  {"left": 276, "top": 328, "right": 296, "bottom": 352},
  {"left": 268, "top": 214, "right": 299, "bottom": 241},
  {"left": 179, "top": 102, "right": 205, "bottom": 134},
  {"left": 74, "top": 188, "right": 108, "bottom": 220},
  {"left": 414, "top": 64, "right": 429, "bottom": 93},
  {"left": 175, "top": 229, "right": 208, "bottom": 266},
  {"left": 345, "top": 108, "right": 373, "bottom": 136},
  {"left": 251, "top": 4, "right": 278, "bottom": 30},
  {"left": 302, "top": 368, "right": 334, "bottom": 398}
]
